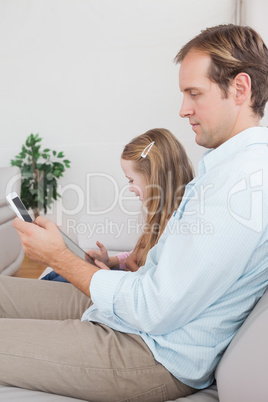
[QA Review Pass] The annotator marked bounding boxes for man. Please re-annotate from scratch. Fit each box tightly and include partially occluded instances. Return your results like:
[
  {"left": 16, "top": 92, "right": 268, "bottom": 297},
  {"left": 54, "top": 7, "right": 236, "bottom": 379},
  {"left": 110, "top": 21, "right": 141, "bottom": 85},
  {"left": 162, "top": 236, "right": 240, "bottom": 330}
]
[{"left": 1, "top": 24, "right": 268, "bottom": 401}]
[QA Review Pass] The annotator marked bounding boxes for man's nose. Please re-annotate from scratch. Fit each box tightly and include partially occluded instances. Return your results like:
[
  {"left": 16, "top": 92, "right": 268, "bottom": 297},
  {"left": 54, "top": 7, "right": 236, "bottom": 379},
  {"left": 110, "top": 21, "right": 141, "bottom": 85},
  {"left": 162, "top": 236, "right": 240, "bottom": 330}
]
[{"left": 179, "top": 98, "right": 194, "bottom": 118}]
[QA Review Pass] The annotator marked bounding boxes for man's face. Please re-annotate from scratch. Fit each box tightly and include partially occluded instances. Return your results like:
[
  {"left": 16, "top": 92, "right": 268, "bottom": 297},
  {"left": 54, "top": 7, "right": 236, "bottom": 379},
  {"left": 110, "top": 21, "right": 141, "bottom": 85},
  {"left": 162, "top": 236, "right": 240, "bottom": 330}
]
[{"left": 179, "top": 50, "right": 237, "bottom": 149}]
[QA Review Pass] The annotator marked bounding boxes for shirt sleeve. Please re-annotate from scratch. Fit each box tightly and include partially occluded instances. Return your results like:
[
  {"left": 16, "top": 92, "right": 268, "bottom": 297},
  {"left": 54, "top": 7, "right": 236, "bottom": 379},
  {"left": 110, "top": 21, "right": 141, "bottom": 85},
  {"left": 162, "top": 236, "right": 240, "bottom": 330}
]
[{"left": 89, "top": 166, "right": 267, "bottom": 335}]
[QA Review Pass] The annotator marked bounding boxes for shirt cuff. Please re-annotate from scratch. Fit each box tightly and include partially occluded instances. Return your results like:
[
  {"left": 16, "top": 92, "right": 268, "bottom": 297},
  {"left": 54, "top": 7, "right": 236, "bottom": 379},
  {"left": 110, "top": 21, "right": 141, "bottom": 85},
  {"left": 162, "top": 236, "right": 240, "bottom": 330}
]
[{"left": 90, "top": 269, "right": 129, "bottom": 317}]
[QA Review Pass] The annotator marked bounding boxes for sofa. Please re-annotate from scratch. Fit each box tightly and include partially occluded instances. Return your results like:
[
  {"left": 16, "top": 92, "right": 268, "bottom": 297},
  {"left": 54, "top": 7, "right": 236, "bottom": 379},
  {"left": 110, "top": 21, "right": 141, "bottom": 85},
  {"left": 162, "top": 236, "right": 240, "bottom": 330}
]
[
  {"left": 1, "top": 176, "right": 267, "bottom": 401},
  {"left": 0, "top": 286, "right": 267, "bottom": 401}
]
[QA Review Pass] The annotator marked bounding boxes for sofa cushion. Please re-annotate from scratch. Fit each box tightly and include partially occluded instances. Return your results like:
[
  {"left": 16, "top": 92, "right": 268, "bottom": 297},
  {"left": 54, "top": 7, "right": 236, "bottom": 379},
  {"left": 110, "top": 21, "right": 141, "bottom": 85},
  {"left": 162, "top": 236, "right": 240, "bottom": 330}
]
[
  {"left": 0, "top": 384, "right": 218, "bottom": 401},
  {"left": 0, "top": 385, "right": 84, "bottom": 401},
  {"left": 215, "top": 288, "right": 268, "bottom": 402}
]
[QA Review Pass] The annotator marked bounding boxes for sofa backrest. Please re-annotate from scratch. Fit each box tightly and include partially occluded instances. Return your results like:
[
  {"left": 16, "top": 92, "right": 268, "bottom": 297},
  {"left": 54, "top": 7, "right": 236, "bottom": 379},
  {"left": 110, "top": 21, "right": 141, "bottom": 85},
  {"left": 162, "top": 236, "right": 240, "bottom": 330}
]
[{"left": 77, "top": 205, "right": 141, "bottom": 252}]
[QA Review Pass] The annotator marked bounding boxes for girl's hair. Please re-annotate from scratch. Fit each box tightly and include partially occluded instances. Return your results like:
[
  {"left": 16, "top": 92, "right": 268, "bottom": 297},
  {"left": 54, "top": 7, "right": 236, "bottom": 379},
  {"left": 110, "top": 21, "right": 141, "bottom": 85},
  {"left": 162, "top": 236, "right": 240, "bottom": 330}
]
[
  {"left": 121, "top": 128, "right": 194, "bottom": 267},
  {"left": 174, "top": 24, "right": 268, "bottom": 118}
]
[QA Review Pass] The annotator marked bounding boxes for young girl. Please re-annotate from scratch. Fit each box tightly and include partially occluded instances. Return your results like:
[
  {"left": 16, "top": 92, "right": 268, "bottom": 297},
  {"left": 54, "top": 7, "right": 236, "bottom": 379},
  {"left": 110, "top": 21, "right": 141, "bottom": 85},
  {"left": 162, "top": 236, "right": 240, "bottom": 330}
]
[
  {"left": 86, "top": 128, "right": 193, "bottom": 271},
  {"left": 42, "top": 128, "right": 193, "bottom": 280}
]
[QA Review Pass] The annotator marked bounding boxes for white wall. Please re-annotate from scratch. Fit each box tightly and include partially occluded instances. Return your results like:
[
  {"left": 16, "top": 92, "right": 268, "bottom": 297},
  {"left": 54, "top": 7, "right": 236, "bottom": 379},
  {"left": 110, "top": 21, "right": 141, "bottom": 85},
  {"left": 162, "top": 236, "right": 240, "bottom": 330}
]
[
  {"left": 0, "top": 0, "right": 237, "bottom": 248},
  {"left": 241, "top": 0, "right": 268, "bottom": 126}
]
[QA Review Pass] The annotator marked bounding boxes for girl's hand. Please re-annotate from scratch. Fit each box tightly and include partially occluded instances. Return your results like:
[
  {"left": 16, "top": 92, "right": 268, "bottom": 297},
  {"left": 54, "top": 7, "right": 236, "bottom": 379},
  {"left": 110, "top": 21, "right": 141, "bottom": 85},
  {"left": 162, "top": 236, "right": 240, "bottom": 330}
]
[{"left": 87, "top": 241, "right": 110, "bottom": 266}]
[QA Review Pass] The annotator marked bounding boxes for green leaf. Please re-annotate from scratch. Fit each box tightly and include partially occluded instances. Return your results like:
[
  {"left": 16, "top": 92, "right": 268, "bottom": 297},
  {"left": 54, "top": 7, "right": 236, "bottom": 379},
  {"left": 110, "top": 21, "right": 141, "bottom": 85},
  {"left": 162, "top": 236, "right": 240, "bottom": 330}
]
[
  {"left": 53, "top": 162, "right": 64, "bottom": 169},
  {"left": 43, "top": 148, "right": 50, "bottom": 152},
  {"left": 34, "top": 133, "right": 42, "bottom": 142},
  {"left": 26, "top": 135, "right": 32, "bottom": 147},
  {"left": 11, "top": 159, "right": 22, "bottom": 168},
  {"left": 57, "top": 151, "right": 64, "bottom": 158},
  {"left": 53, "top": 170, "right": 61, "bottom": 177},
  {"left": 53, "top": 150, "right": 57, "bottom": 156},
  {"left": 33, "top": 151, "right": 40, "bottom": 160}
]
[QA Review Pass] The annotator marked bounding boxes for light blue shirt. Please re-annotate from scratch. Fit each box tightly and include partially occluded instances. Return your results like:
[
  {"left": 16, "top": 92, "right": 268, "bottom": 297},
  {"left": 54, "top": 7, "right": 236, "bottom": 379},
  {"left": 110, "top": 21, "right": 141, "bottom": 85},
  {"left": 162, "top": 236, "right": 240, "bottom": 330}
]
[{"left": 82, "top": 127, "right": 268, "bottom": 389}]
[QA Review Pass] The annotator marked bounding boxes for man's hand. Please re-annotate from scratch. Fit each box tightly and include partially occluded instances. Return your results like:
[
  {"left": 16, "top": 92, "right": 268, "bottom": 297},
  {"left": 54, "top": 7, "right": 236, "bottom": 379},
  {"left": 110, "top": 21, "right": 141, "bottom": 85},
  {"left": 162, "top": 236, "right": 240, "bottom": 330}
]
[
  {"left": 13, "top": 216, "right": 67, "bottom": 266},
  {"left": 13, "top": 216, "right": 99, "bottom": 297},
  {"left": 94, "top": 260, "right": 110, "bottom": 270}
]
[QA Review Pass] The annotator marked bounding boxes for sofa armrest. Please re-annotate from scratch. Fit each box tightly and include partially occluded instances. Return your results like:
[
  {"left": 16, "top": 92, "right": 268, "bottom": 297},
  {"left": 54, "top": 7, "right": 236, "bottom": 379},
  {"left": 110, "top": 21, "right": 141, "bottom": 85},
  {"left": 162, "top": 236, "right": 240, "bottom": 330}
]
[{"left": 215, "top": 288, "right": 268, "bottom": 402}]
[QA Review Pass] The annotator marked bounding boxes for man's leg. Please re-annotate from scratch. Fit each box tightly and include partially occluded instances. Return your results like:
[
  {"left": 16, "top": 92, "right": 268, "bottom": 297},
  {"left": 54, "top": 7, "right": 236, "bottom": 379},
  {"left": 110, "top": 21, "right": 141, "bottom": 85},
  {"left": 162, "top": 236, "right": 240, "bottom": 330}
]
[
  {"left": 0, "top": 277, "right": 195, "bottom": 401},
  {"left": 0, "top": 276, "right": 91, "bottom": 320}
]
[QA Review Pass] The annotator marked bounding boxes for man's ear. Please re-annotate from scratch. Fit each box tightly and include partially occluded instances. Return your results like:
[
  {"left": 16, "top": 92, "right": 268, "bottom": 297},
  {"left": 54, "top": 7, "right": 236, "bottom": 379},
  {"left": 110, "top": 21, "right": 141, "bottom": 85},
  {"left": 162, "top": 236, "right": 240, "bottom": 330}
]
[{"left": 232, "top": 73, "right": 251, "bottom": 104}]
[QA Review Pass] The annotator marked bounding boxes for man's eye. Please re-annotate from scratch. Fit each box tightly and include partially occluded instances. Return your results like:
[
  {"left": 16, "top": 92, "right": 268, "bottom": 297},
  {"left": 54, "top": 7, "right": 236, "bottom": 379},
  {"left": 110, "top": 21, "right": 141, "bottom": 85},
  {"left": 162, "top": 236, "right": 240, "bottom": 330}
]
[
  {"left": 129, "top": 180, "right": 133, "bottom": 184},
  {"left": 191, "top": 93, "right": 198, "bottom": 97}
]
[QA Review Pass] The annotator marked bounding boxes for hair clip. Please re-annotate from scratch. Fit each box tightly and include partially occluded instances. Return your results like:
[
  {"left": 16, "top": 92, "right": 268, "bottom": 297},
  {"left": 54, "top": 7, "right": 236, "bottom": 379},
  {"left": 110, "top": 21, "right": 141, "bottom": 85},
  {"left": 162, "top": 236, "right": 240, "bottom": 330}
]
[{"left": 141, "top": 141, "right": 155, "bottom": 158}]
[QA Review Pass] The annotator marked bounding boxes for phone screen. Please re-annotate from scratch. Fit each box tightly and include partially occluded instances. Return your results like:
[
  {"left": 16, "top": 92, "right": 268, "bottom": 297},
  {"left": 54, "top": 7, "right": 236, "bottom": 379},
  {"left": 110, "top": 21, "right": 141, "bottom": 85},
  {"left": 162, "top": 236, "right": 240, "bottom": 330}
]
[{"left": 12, "top": 196, "right": 33, "bottom": 223}]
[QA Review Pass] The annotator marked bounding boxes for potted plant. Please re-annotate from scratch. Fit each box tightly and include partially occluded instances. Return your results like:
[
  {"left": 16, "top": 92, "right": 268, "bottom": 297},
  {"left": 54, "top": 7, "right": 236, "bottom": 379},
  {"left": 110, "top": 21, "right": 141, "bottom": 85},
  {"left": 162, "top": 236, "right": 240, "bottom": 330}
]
[{"left": 11, "top": 133, "right": 71, "bottom": 218}]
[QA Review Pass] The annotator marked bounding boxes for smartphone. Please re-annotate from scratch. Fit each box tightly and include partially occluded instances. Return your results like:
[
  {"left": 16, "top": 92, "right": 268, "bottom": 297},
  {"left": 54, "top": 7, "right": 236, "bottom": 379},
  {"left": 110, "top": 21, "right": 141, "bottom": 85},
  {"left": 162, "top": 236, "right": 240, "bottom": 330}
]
[{"left": 6, "top": 192, "right": 96, "bottom": 265}]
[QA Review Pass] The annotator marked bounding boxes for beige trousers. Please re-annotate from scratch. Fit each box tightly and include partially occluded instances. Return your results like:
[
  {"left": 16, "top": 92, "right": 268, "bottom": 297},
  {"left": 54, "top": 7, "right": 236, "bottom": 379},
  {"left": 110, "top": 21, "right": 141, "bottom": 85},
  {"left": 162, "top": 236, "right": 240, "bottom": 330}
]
[{"left": 0, "top": 276, "right": 195, "bottom": 401}]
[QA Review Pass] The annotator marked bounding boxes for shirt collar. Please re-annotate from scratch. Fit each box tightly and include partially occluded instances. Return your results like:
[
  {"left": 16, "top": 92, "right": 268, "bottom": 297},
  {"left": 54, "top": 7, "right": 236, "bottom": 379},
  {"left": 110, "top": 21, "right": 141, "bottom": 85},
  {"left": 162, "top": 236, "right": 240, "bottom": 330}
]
[{"left": 198, "top": 127, "right": 268, "bottom": 175}]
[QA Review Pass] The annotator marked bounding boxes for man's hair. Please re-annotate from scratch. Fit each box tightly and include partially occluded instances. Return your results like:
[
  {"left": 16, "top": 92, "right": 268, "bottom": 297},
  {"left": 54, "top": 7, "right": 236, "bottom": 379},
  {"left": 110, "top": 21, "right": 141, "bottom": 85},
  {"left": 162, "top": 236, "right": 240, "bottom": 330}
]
[
  {"left": 122, "top": 128, "right": 194, "bottom": 267},
  {"left": 174, "top": 24, "right": 268, "bottom": 118}
]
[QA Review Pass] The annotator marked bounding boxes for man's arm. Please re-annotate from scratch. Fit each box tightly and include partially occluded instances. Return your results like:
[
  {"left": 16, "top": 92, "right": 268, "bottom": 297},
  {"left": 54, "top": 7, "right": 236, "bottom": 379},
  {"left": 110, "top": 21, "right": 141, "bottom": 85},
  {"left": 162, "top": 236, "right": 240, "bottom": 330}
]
[{"left": 13, "top": 216, "right": 99, "bottom": 297}]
